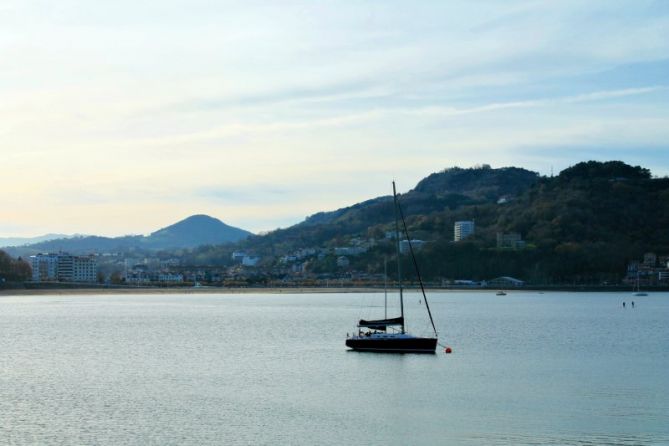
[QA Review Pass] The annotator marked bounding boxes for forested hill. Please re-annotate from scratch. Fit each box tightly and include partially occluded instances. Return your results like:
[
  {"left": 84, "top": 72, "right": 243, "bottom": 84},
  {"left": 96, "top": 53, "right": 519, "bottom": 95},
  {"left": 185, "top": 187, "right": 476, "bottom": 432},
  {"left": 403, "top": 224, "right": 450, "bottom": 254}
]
[
  {"left": 410, "top": 161, "right": 669, "bottom": 283},
  {"left": 246, "top": 164, "right": 538, "bottom": 256},
  {"left": 497, "top": 161, "right": 663, "bottom": 250},
  {"left": 226, "top": 161, "right": 668, "bottom": 283},
  {"left": 413, "top": 165, "right": 539, "bottom": 199},
  {"left": 301, "top": 165, "right": 538, "bottom": 227}
]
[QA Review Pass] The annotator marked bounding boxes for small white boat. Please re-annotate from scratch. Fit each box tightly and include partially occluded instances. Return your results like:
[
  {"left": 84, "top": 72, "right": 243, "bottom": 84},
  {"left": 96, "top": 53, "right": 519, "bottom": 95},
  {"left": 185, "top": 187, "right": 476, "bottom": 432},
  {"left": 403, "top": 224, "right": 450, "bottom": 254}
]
[{"left": 496, "top": 290, "right": 507, "bottom": 296}]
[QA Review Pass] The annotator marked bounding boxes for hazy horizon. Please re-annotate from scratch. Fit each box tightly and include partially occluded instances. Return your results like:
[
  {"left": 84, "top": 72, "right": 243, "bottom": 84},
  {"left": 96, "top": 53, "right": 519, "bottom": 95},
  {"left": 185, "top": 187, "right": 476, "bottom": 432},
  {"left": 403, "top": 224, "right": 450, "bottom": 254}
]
[
  {"left": 2, "top": 1, "right": 668, "bottom": 237},
  {"left": 1, "top": 160, "right": 667, "bottom": 239}
]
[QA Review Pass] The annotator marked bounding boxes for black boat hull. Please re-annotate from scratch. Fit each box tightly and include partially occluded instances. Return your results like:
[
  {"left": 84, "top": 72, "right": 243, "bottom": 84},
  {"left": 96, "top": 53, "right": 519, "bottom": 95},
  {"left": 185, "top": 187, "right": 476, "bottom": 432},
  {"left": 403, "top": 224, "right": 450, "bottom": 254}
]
[{"left": 345, "top": 336, "right": 437, "bottom": 353}]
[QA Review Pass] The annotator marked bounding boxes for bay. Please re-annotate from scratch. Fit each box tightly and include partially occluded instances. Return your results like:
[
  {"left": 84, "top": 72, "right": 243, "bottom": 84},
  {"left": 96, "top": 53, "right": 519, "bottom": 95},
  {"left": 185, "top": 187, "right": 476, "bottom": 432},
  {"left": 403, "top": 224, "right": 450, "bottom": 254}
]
[{"left": 1, "top": 291, "right": 668, "bottom": 445}]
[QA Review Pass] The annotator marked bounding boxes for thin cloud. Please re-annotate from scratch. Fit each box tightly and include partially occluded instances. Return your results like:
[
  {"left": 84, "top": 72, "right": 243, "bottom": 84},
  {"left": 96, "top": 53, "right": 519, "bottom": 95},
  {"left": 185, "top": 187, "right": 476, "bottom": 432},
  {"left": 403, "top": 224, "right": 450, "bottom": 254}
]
[
  {"left": 117, "top": 86, "right": 668, "bottom": 148},
  {"left": 170, "top": 80, "right": 391, "bottom": 112},
  {"left": 402, "top": 86, "right": 666, "bottom": 118}
]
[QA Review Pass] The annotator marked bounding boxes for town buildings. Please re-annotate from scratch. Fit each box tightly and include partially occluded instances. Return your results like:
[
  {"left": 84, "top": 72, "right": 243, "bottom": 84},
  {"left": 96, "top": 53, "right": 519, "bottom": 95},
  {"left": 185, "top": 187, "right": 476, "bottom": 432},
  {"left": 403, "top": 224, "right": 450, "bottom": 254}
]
[
  {"left": 336, "top": 256, "right": 350, "bottom": 268},
  {"left": 496, "top": 232, "right": 525, "bottom": 249},
  {"left": 30, "top": 253, "right": 97, "bottom": 283},
  {"left": 488, "top": 276, "right": 525, "bottom": 288},
  {"left": 242, "top": 256, "right": 260, "bottom": 267},
  {"left": 399, "top": 239, "right": 425, "bottom": 254},
  {"left": 232, "top": 251, "right": 261, "bottom": 267},
  {"left": 626, "top": 253, "right": 669, "bottom": 285}
]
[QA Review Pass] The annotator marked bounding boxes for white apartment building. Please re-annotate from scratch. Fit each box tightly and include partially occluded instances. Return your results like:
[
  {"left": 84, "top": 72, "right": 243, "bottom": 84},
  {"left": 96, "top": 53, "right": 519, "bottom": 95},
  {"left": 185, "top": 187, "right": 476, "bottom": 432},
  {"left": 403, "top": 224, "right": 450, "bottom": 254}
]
[
  {"left": 72, "top": 256, "right": 98, "bottom": 282},
  {"left": 31, "top": 253, "right": 59, "bottom": 281},
  {"left": 30, "top": 253, "right": 97, "bottom": 283},
  {"left": 454, "top": 220, "right": 475, "bottom": 242}
]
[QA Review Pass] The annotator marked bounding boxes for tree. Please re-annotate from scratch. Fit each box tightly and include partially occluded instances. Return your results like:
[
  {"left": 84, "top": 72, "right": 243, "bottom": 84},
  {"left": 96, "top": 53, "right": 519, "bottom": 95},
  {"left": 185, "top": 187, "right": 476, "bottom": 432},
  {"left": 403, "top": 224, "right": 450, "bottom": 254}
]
[
  {"left": 0, "top": 250, "right": 32, "bottom": 281},
  {"left": 110, "top": 271, "right": 124, "bottom": 284}
]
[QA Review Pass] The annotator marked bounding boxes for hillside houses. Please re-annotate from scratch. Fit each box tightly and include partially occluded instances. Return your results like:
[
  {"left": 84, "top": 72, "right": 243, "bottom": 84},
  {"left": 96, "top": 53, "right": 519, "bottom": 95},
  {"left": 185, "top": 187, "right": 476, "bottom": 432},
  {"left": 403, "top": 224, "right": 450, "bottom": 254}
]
[{"left": 626, "top": 253, "right": 669, "bottom": 286}]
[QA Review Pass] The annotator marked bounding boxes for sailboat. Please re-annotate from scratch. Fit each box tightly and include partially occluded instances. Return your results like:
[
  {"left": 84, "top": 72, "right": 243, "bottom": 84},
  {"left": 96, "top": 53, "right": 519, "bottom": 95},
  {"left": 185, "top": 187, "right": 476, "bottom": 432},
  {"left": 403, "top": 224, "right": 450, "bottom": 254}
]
[{"left": 345, "top": 182, "right": 438, "bottom": 353}]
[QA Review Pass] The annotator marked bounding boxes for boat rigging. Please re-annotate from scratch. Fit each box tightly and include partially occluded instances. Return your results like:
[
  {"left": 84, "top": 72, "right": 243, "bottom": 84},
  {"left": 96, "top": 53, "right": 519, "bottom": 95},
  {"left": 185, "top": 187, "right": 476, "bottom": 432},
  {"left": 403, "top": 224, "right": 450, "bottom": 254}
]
[{"left": 345, "top": 181, "right": 439, "bottom": 353}]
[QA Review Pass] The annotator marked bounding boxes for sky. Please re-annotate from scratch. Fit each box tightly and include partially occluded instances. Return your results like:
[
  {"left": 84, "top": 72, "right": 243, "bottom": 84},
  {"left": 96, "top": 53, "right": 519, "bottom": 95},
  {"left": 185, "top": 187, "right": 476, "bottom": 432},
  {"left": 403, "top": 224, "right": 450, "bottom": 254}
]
[{"left": 1, "top": 0, "right": 668, "bottom": 237}]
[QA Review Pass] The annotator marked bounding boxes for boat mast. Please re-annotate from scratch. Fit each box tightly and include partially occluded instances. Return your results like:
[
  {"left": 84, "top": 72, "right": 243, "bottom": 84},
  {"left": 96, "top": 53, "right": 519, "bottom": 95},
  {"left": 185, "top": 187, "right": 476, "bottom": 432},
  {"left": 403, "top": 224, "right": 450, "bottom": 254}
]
[
  {"left": 384, "top": 256, "right": 388, "bottom": 319},
  {"left": 396, "top": 191, "right": 438, "bottom": 337},
  {"left": 392, "top": 181, "right": 405, "bottom": 334}
]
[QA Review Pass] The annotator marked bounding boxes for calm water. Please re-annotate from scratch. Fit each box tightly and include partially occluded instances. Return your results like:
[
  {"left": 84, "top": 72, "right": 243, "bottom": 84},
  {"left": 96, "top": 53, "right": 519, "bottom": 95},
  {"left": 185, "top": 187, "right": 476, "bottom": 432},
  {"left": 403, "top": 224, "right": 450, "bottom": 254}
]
[{"left": 1, "top": 291, "right": 668, "bottom": 445}]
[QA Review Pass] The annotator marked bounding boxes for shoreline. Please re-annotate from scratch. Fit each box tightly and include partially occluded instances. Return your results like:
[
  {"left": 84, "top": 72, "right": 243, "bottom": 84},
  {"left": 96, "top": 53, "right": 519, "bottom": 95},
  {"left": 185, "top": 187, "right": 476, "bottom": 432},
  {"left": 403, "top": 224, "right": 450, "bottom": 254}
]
[
  {"left": 0, "top": 287, "right": 381, "bottom": 296},
  {"left": 2, "top": 285, "right": 668, "bottom": 296}
]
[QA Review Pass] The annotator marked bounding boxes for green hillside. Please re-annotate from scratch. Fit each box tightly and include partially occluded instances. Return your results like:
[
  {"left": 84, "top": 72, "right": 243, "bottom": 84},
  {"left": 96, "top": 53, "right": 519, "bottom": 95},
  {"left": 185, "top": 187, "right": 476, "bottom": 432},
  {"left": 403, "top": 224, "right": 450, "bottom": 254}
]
[
  {"left": 236, "top": 165, "right": 538, "bottom": 255},
  {"left": 418, "top": 162, "right": 666, "bottom": 282},
  {"left": 226, "top": 160, "right": 668, "bottom": 284}
]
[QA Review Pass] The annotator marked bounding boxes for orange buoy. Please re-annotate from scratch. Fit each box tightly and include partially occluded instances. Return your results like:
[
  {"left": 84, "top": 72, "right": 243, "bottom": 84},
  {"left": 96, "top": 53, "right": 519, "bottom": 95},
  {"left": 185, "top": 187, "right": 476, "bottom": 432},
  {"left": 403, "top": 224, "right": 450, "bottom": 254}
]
[{"left": 444, "top": 347, "right": 452, "bottom": 354}]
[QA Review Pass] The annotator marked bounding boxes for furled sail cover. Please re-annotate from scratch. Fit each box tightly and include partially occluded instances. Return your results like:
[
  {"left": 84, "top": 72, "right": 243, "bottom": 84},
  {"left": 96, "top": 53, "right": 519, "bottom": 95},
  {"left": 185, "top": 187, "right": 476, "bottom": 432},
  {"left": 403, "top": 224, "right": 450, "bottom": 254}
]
[{"left": 358, "top": 317, "right": 404, "bottom": 330}]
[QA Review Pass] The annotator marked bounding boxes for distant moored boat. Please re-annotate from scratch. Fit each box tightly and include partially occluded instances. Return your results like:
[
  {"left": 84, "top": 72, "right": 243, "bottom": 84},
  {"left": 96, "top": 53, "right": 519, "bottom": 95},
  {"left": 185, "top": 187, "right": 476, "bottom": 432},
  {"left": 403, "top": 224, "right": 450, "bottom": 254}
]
[{"left": 633, "top": 271, "right": 648, "bottom": 296}]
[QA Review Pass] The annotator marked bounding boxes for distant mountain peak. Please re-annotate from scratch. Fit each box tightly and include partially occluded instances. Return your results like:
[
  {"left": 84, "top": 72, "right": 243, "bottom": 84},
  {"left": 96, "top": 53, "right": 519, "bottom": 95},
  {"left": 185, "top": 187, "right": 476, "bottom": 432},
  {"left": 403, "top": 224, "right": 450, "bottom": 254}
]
[
  {"left": 147, "top": 214, "right": 252, "bottom": 248},
  {"left": 4, "top": 214, "right": 252, "bottom": 255},
  {"left": 150, "top": 214, "right": 226, "bottom": 235}
]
